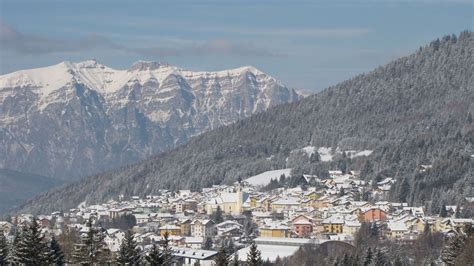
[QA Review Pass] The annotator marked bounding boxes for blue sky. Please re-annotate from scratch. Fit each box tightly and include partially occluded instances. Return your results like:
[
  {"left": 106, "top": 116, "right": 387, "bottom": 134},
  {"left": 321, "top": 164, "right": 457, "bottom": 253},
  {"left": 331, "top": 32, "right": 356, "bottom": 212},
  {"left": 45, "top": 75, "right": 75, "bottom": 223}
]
[{"left": 0, "top": 0, "right": 472, "bottom": 91}]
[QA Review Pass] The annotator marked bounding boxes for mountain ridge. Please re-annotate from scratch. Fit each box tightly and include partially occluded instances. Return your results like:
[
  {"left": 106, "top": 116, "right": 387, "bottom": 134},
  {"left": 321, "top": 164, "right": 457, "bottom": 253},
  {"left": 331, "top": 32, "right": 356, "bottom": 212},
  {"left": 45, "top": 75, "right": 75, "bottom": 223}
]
[
  {"left": 0, "top": 61, "right": 300, "bottom": 180},
  {"left": 13, "top": 31, "right": 474, "bottom": 215}
]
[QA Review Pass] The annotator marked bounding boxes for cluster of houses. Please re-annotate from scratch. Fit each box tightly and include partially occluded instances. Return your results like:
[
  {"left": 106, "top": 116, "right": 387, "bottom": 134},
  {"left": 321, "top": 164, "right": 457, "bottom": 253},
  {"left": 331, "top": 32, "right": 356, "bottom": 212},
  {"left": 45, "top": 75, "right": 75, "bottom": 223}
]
[{"left": 1, "top": 170, "right": 473, "bottom": 264}]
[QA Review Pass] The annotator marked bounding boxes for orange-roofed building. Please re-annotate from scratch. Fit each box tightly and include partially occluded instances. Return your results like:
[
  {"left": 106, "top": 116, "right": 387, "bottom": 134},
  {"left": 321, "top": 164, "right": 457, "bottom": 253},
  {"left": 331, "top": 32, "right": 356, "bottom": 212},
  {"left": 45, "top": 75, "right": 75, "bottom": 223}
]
[{"left": 360, "top": 208, "right": 387, "bottom": 222}]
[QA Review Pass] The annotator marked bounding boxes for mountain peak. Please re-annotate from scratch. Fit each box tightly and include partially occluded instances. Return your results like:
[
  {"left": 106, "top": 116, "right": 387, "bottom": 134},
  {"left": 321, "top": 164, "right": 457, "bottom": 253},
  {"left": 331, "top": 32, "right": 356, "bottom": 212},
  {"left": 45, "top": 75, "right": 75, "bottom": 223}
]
[
  {"left": 129, "top": 61, "right": 171, "bottom": 72},
  {"left": 75, "top": 58, "right": 100, "bottom": 68}
]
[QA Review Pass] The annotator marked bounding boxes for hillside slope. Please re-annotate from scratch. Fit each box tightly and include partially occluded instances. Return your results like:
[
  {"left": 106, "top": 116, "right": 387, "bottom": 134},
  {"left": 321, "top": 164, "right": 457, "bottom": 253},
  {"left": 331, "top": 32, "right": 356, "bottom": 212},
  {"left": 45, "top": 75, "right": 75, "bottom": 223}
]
[
  {"left": 17, "top": 31, "right": 473, "bottom": 214},
  {"left": 0, "top": 169, "right": 63, "bottom": 214},
  {"left": 0, "top": 61, "right": 299, "bottom": 180}
]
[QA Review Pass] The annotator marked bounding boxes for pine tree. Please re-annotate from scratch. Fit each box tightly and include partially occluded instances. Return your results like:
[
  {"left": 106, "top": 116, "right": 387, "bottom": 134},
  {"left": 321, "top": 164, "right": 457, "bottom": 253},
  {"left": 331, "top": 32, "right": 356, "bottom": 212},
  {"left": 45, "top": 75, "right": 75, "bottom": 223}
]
[
  {"left": 145, "top": 243, "right": 163, "bottom": 265},
  {"left": 160, "top": 231, "right": 173, "bottom": 265},
  {"left": 246, "top": 242, "right": 262, "bottom": 266},
  {"left": 72, "top": 217, "right": 109, "bottom": 265},
  {"left": 397, "top": 177, "right": 410, "bottom": 202},
  {"left": 203, "top": 237, "right": 213, "bottom": 250},
  {"left": 339, "top": 187, "right": 345, "bottom": 197},
  {"left": 225, "top": 238, "right": 235, "bottom": 255},
  {"left": 0, "top": 232, "right": 8, "bottom": 265},
  {"left": 232, "top": 252, "right": 239, "bottom": 266},
  {"left": 274, "top": 256, "right": 283, "bottom": 265},
  {"left": 118, "top": 230, "right": 141, "bottom": 265},
  {"left": 47, "top": 235, "right": 65, "bottom": 265},
  {"left": 214, "top": 246, "right": 229, "bottom": 266},
  {"left": 441, "top": 229, "right": 467, "bottom": 265},
  {"left": 341, "top": 253, "right": 351, "bottom": 265},
  {"left": 393, "top": 256, "right": 403, "bottom": 266},
  {"left": 212, "top": 206, "right": 224, "bottom": 224},
  {"left": 439, "top": 203, "right": 448, "bottom": 217},
  {"left": 454, "top": 205, "right": 461, "bottom": 218},
  {"left": 13, "top": 218, "right": 50, "bottom": 264},
  {"left": 373, "top": 249, "right": 388, "bottom": 266},
  {"left": 352, "top": 254, "right": 360, "bottom": 266},
  {"left": 9, "top": 228, "right": 21, "bottom": 264},
  {"left": 279, "top": 174, "right": 286, "bottom": 186},
  {"left": 363, "top": 247, "right": 373, "bottom": 266}
]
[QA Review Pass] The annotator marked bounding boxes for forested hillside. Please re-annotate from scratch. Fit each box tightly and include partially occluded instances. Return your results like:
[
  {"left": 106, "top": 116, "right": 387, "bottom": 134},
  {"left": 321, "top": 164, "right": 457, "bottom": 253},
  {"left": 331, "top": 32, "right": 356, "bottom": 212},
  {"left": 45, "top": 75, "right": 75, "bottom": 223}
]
[
  {"left": 0, "top": 169, "right": 63, "bottom": 213},
  {"left": 16, "top": 31, "right": 473, "bottom": 215}
]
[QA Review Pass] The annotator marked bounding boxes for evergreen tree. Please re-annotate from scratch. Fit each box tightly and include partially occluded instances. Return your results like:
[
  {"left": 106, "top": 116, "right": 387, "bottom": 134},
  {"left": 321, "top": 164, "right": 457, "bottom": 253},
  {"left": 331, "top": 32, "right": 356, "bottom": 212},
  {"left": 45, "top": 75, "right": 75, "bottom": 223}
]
[
  {"left": 47, "top": 235, "right": 65, "bottom": 265},
  {"left": 363, "top": 247, "right": 373, "bottom": 266},
  {"left": 13, "top": 218, "right": 50, "bottom": 264},
  {"left": 369, "top": 223, "right": 379, "bottom": 239},
  {"left": 225, "top": 238, "right": 235, "bottom": 255},
  {"left": 72, "top": 217, "right": 110, "bottom": 265},
  {"left": 397, "top": 177, "right": 410, "bottom": 202},
  {"left": 145, "top": 243, "right": 163, "bottom": 265},
  {"left": 441, "top": 229, "right": 467, "bottom": 265},
  {"left": 160, "top": 231, "right": 173, "bottom": 265},
  {"left": 118, "top": 230, "right": 141, "bottom": 265},
  {"left": 203, "top": 237, "right": 213, "bottom": 250},
  {"left": 423, "top": 222, "right": 431, "bottom": 236},
  {"left": 279, "top": 174, "right": 286, "bottom": 186},
  {"left": 352, "top": 254, "right": 360, "bottom": 266},
  {"left": 9, "top": 228, "right": 21, "bottom": 264},
  {"left": 341, "top": 253, "right": 351, "bottom": 265},
  {"left": 246, "top": 242, "right": 262, "bottom": 266},
  {"left": 393, "top": 256, "right": 403, "bottom": 266},
  {"left": 339, "top": 187, "right": 345, "bottom": 197},
  {"left": 373, "top": 249, "right": 388, "bottom": 266},
  {"left": 232, "top": 252, "right": 239, "bottom": 266},
  {"left": 439, "top": 203, "right": 448, "bottom": 217},
  {"left": 212, "top": 206, "right": 224, "bottom": 224},
  {"left": 0, "top": 232, "right": 8, "bottom": 265},
  {"left": 274, "top": 256, "right": 283, "bottom": 265},
  {"left": 454, "top": 205, "right": 461, "bottom": 218},
  {"left": 214, "top": 246, "right": 229, "bottom": 266}
]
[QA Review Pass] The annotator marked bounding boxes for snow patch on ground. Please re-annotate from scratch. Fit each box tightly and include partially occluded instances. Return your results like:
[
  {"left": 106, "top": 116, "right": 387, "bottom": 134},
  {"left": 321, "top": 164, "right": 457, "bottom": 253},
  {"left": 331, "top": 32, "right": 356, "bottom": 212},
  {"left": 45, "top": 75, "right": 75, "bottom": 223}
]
[
  {"left": 317, "top": 147, "right": 334, "bottom": 162},
  {"left": 301, "top": 146, "right": 316, "bottom": 156},
  {"left": 237, "top": 244, "right": 299, "bottom": 262},
  {"left": 292, "top": 146, "right": 373, "bottom": 162},
  {"left": 345, "top": 150, "right": 373, "bottom": 158},
  {"left": 245, "top": 168, "right": 292, "bottom": 186}
]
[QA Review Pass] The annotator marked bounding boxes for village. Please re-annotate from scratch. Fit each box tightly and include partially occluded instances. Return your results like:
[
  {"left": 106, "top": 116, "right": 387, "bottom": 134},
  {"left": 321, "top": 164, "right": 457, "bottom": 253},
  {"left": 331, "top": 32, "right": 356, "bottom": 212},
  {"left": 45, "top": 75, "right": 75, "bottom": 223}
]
[{"left": 1, "top": 169, "right": 473, "bottom": 265}]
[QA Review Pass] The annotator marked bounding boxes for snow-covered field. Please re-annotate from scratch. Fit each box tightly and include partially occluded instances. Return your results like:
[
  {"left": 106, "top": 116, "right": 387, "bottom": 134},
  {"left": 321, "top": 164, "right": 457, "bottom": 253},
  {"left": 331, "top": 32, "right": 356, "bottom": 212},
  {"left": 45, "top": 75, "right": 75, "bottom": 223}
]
[
  {"left": 297, "top": 146, "right": 372, "bottom": 162},
  {"left": 237, "top": 244, "right": 299, "bottom": 262},
  {"left": 245, "top": 168, "right": 292, "bottom": 186},
  {"left": 317, "top": 147, "right": 334, "bottom": 162}
]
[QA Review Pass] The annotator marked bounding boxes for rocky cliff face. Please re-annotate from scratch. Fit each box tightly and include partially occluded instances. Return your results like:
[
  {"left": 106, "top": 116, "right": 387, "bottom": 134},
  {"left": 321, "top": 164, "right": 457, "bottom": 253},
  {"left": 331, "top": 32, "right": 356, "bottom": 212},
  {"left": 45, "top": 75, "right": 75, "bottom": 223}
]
[{"left": 0, "top": 60, "right": 300, "bottom": 179}]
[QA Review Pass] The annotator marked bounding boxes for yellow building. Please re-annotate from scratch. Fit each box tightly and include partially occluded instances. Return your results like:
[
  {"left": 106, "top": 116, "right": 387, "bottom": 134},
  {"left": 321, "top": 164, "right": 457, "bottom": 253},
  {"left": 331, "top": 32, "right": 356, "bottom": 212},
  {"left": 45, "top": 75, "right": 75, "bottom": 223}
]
[
  {"left": 304, "top": 191, "right": 321, "bottom": 200},
  {"left": 159, "top": 224, "right": 181, "bottom": 236},
  {"left": 178, "top": 219, "right": 192, "bottom": 236},
  {"left": 312, "top": 197, "right": 331, "bottom": 209},
  {"left": 250, "top": 196, "right": 258, "bottom": 208},
  {"left": 322, "top": 216, "right": 344, "bottom": 233},
  {"left": 342, "top": 220, "right": 361, "bottom": 235},
  {"left": 260, "top": 225, "right": 290, "bottom": 238},
  {"left": 387, "top": 222, "right": 408, "bottom": 239}
]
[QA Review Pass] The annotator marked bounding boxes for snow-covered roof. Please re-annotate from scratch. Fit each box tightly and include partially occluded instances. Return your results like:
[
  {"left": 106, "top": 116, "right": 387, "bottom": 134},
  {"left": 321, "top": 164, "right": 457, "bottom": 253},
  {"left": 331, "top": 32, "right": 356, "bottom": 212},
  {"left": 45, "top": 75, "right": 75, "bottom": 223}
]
[{"left": 388, "top": 222, "right": 408, "bottom": 232}]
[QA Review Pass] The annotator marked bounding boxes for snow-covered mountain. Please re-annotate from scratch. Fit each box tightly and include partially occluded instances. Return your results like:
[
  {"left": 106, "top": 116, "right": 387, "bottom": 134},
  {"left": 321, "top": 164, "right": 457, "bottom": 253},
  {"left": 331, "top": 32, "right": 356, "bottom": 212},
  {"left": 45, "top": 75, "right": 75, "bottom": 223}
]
[{"left": 0, "top": 60, "right": 300, "bottom": 179}]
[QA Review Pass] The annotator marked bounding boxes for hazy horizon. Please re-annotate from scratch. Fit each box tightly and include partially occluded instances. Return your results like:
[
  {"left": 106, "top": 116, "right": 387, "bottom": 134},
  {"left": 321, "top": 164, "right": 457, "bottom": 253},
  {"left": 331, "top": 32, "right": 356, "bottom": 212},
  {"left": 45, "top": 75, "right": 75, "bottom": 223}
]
[{"left": 1, "top": 0, "right": 472, "bottom": 91}]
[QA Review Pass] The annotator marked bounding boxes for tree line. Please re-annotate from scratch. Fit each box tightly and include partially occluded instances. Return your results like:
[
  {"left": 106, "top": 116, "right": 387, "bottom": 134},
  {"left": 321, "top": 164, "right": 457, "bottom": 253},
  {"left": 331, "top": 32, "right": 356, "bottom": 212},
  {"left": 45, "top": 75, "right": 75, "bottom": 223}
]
[{"left": 0, "top": 216, "right": 267, "bottom": 265}]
